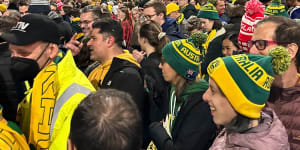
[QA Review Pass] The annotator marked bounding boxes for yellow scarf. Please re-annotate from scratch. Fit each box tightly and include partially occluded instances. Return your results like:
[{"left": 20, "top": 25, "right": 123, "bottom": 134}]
[
  {"left": 0, "top": 119, "right": 30, "bottom": 150},
  {"left": 29, "top": 62, "right": 59, "bottom": 149},
  {"left": 203, "top": 29, "right": 217, "bottom": 51},
  {"left": 197, "top": 30, "right": 217, "bottom": 79},
  {"left": 176, "top": 13, "right": 185, "bottom": 24},
  {"left": 88, "top": 50, "right": 140, "bottom": 90},
  {"left": 195, "top": 3, "right": 201, "bottom": 10}
]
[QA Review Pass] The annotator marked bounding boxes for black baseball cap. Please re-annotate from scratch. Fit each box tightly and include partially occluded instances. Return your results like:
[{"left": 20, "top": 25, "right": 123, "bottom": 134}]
[{"left": 0, "top": 14, "right": 60, "bottom": 45}]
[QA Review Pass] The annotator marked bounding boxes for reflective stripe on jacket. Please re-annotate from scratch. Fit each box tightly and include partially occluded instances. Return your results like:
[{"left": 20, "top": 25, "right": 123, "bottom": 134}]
[{"left": 17, "top": 50, "right": 95, "bottom": 150}]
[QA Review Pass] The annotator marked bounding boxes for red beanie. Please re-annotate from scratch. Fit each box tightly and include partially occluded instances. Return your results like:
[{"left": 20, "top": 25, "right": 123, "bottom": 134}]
[
  {"left": 238, "top": 0, "right": 265, "bottom": 52},
  {"left": 57, "top": 0, "right": 64, "bottom": 11}
]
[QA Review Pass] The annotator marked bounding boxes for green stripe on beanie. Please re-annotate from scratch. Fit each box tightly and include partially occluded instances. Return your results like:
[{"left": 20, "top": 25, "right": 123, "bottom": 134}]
[
  {"left": 162, "top": 39, "right": 201, "bottom": 80},
  {"left": 197, "top": 3, "right": 219, "bottom": 20},
  {"left": 265, "top": 0, "right": 289, "bottom": 17},
  {"left": 207, "top": 46, "right": 291, "bottom": 118},
  {"left": 223, "top": 55, "right": 272, "bottom": 105}
]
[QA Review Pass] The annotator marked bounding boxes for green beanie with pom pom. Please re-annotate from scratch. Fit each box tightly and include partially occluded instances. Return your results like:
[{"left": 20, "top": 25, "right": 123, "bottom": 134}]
[
  {"left": 162, "top": 33, "right": 207, "bottom": 80},
  {"left": 197, "top": 2, "right": 219, "bottom": 20},
  {"left": 265, "top": 0, "right": 289, "bottom": 17},
  {"left": 207, "top": 46, "right": 291, "bottom": 118}
]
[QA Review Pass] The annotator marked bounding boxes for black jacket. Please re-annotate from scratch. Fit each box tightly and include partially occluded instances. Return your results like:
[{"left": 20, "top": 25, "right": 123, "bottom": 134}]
[
  {"left": 0, "top": 42, "right": 19, "bottom": 121},
  {"left": 201, "top": 34, "right": 226, "bottom": 75},
  {"left": 141, "top": 52, "right": 169, "bottom": 122},
  {"left": 100, "top": 57, "right": 146, "bottom": 114},
  {"left": 149, "top": 91, "right": 217, "bottom": 150},
  {"left": 182, "top": 4, "right": 198, "bottom": 19}
]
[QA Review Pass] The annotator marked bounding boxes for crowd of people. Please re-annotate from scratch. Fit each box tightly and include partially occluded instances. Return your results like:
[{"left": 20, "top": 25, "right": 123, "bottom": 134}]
[{"left": 0, "top": 0, "right": 299, "bottom": 149}]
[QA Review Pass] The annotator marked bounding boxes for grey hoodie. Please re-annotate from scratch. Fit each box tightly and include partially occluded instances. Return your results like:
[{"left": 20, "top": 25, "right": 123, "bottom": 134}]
[{"left": 209, "top": 108, "right": 290, "bottom": 150}]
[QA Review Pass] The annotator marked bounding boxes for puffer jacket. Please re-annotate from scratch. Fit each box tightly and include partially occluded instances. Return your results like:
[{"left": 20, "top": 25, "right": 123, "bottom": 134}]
[
  {"left": 267, "top": 83, "right": 300, "bottom": 150},
  {"left": 209, "top": 108, "right": 290, "bottom": 150}
]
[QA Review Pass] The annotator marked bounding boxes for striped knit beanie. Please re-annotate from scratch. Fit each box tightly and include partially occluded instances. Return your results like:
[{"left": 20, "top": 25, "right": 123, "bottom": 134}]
[
  {"left": 197, "top": 2, "right": 219, "bottom": 20},
  {"left": 162, "top": 33, "right": 207, "bottom": 80},
  {"left": 207, "top": 46, "right": 291, "bottom": 118},
  {"left": 265, "top": 0, "right": 289, "bottom": 17},
  {"left": 238, "top": 0, "right": 265, "bottom": 52}
]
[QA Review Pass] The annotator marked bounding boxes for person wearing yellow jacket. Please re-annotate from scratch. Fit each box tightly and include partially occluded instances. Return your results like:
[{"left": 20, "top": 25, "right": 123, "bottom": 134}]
[
  {"left": 0, "top": 105, "right": 30, "bottom": 150},
  {"left": 87, "top": 18, "right": 146, "bottom": 119},
  {"left": 1, "top": 14, "right": 95, "bottom": 150}
]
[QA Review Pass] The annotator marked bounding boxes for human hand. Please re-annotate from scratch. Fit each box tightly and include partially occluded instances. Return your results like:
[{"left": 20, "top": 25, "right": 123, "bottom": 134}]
[
  {"left": 132, "top": 49, "right": 146, "bottom": 63},
  {"left": 64, "top": 33, "right": 83, "bottom": 56}
]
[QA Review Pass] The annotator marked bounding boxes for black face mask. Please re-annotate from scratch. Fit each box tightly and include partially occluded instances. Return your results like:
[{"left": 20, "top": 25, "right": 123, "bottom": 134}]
[
  {"left": 10, "top": 43, "right": 50, "bottom": 82},
  {"left": 10, "top": 57, "right": 40, "bottom": 82}
]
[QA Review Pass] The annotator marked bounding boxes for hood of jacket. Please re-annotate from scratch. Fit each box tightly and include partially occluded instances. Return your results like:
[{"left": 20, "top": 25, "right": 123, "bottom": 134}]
[
  {"left": 117, "top": 50, "right": 140, "bottom": 68},
  {"left": 180, "top": 79, "right": 208, "bottom": 98},
  {"left": 210, "top": 108, "right": 290, "bottom": 150},
  {"left": 162, "top": 17, "right": 185, "bottom": 41},
  {"left": 162, "top": 17, "right": 177, "bottom": 32}
]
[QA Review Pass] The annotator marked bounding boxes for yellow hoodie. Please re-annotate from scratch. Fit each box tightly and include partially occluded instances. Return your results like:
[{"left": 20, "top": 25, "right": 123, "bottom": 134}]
[{"left": 88, "top": 50, "right": 140, "bottom": 90}]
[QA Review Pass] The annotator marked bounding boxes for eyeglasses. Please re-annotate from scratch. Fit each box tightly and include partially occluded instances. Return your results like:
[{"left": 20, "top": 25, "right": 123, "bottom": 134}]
[
  {"left": 144, "top": 14, "right": 157, "bottom": 20},
  {"left": 248, "top": 40, "right": 289, "bottom": 50},
  {"left": 79, "top": 20, "right": 93, "bottom": 25}
]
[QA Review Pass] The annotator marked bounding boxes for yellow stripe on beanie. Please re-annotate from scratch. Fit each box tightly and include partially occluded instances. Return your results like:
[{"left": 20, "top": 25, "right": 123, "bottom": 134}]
[{"left": 208, "top": 58, "right": 265, "bottom": 118}]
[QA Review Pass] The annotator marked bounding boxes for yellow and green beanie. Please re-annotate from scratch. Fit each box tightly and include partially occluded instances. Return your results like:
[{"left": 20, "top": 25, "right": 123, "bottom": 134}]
[
  {"left": 207, "top": 46, "right": 291, "bottom": 118},
  {"left": 265, "top": 0, "right": 289, "bottom": 17},
  {"left": 162, "top": 33, "right": 207, "bottom": 80},
  {"left": 197, "top": 3, "right": 219, "bottom": 20}
]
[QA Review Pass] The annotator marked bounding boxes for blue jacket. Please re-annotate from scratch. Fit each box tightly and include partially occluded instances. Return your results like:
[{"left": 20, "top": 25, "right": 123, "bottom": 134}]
[{"left": 162, "top": 17, "right": 185, "bottom": 41}]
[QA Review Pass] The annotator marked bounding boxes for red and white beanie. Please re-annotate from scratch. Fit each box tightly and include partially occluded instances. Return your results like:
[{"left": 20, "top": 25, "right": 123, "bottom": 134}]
[
  {"left": 57, "top": 0, "right": 64, "bottom": 11},
  {"left": 238, "top": 0, "right": 265, "bottom": 52}
]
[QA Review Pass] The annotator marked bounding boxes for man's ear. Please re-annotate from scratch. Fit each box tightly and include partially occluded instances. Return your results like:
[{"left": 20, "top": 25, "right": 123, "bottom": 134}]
[
  {"left": 158, "top": 12, "right": 165, "bottom": 20},
  {"left": 107, "top": 36, "right": 116, "bottom": 48},
  {"left": 67, "top": 139, "right": 77, "bottom": 150},
  {"left": 48, "top": 43, "right": 59, "bottom": 59},
  {"left": 286, "top": 43, "right": 298, "bottom": 59}
]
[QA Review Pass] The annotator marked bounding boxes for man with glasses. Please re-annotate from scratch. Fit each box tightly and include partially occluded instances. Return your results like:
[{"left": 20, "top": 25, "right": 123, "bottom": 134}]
[
  {"left": 249, "top": 16, "right": 300, "bottom": 149},
  {"left": 143, "top": 0, "right": 185, "bottom": 41},
  {"left": 0, "top": 14, "right": 95, "bottom": 150},
  {"left": 64, "top": 5, "right": 111, "bottom": 56}
]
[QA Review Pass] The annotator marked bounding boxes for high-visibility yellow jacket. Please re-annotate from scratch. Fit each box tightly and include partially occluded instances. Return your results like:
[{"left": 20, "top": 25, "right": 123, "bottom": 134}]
[{"left": 17, "top": 50, "right": 95, "bottom": 150}]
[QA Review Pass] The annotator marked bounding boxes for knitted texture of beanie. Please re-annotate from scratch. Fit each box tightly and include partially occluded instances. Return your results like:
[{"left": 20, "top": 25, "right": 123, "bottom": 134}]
[
  {"left": 162, "top": 33, "right": 207, "bottom": 80},
  {"left": 166, "top": 2, "right": 179, "bottom": 16},
  {"left": 197, "top": 3, "right": 219, "bottom": 20},
  {"left": 265, "top": 0, "right": 289, "bottom": 17},
  {"left": 207, "top": 46, "right": 291, "bottom": 118},
  {"left": 238, "top": 0, "right": 265, "bottom": 52}
]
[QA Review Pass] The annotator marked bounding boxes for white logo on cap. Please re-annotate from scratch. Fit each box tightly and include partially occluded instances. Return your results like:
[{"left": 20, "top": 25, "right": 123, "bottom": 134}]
[{"left": 11, "top": 22, "right": 30, "bottom": 32}]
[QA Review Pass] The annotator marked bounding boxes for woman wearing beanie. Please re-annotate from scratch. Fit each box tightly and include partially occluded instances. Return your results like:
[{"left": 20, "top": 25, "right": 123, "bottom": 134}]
[
  {"left": 147, "top": 33, "right": 217, "bottom": 150},
  {"left": 203, "top": 46, "right": 290, "bottom": 149},
  {"left": 197, "top": 0, "right": 226, "bottom": 77}
]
